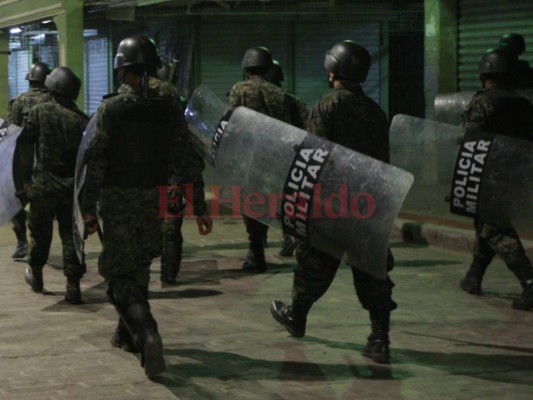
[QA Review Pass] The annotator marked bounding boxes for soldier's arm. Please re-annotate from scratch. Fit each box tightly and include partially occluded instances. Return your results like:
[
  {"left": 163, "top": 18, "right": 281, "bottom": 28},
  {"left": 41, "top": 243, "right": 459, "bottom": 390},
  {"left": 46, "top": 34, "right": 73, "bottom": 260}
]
[
  {"left": 8, "top": 97, "right": 23, "bottom": 126},
  {"left": 171, "top": 115, "right": 208, "bottom": 217},
  {"left": 306, "top": 100, "right": 332, "bottom": 139},
  {"left": 227, "top": 84, "right": 243, "bottom": 111},
  {"left": 16, "top": 106, "right": 39, "bottom": 183},
  {"left": 81, "top": 107, "right": 110, "bottom": 217},
  {"left": 462, "top": 95, "right": 491, "bottom": 131}
]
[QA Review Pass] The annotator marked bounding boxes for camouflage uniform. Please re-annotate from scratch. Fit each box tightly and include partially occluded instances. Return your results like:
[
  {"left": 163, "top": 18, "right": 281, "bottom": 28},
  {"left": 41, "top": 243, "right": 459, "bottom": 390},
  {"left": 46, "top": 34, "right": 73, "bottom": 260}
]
[
  {"left": 8, "top": 87, "right": 50, "bottom": 256},
  {"left": 292, "top": 81, "right": 397, "bottom": 340},
  {"left": 82, "top": 77, "right": 207, "bottom": 310},
  {"left": 18, "top": 96, "right": 88, "bottom": 279},
  {"left": 160, "top": 96, "right": 189, "bottom": 283},
  {"left": 461, "top": 85, "right": 533, "bottom": 295},
  {"left": 227, "top": 75, "right": 289, "bottom": 268}
]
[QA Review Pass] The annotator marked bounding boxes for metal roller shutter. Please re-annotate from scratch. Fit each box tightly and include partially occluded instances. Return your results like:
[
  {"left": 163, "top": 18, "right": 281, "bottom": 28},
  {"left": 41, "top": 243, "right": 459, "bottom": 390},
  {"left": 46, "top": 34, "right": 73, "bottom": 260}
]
[
  {"left": 199, "top": 16, "right": 290, "bottom": 101},
  {"left": 84, "top": 36, "right": 110, "bottom": 115},
  {"left": 295, "top": 21, "right": 382, "bottom": 108},
  {"left": 458, "top": 0, "right": 533, "bottom": 91},
  {"left": 8, "top": 49, "right": 29, "bottom": 100}
]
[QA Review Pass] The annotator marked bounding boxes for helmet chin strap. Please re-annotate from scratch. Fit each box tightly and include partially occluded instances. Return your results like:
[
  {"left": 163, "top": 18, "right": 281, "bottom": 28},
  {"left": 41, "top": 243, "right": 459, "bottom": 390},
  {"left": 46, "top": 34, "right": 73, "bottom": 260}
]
[{"left": 141, "top": 68, "right": 149, "bottom": 98}]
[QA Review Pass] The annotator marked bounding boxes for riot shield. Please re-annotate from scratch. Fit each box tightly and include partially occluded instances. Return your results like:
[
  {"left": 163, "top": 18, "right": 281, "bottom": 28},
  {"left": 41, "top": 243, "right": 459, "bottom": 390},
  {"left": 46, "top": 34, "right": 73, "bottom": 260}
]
[
  {"left": 184, "top": 84, "right": 227, "bottom": 165},
  {"left": 434, "top": 89, "right": 533, "bottom": 125},
  {"left": 450, "top": 129, "right": 532, "bottom": 230},
  {"left": 390, "top": 114, "right": 464, "bottom": 219},
  {"left": 186, "top": 87, "right": 414, "bottom": 279},
  {"left": 73, "top": 113, "right": 98, "bottom": 264},
  {"left": 0, "top": 119, "right": 23, "bottom": 226}
]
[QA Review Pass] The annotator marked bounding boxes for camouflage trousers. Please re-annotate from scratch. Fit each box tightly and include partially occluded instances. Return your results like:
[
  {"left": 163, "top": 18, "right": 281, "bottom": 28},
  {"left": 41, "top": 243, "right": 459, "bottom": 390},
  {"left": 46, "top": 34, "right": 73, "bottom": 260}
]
[
  {"left": 98, "top": 187, "right": 163, "bottom": 310},
  {"left": 11, "top": 208, "right": 27, "bottom": 242},
  {"left": 472, "top": 220, "right": 533, "bottom": 282},
  {"left": 27, "top": 184, "right": 84, "bottom": 278},
  {"left": 161, "top": 215, "right": 184, "bottom": 248},
  {"left": 292, "top": 241, "right": 397, "bottom": 314}
]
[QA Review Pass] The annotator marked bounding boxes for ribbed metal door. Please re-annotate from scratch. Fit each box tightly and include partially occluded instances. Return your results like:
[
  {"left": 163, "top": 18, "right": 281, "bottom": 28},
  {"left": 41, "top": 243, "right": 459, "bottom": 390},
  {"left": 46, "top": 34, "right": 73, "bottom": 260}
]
[
  {"left": 294, "top": 21, "right": 382, "bottom": 108},
  {"left": 84, "top": 36, "right": 110, "bottom": 115},
  {"left": 199, "top": 17, "right": 290, "bottom": 101},
  {"left": 458, "top": 0, "right": 533, "bottom": 91}
]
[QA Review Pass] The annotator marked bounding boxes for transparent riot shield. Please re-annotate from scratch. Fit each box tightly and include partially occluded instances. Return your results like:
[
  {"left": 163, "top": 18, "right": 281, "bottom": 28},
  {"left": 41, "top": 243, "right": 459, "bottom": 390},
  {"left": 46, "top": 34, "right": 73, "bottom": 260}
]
[
  {"left": 390, "top": 114, "right": 464, "bottom": 220},
  {"left": 73, "top": 113, "right": 98, "bottom": 263},
  {"left": 186, "top": 87, "right": 414, "bottom": 279},
  {"left": 0, "top": 119, "right": 23, "bottom": 226},
  {"left": 450, "top": 129, "right": 532, "bottom": 231},
  {"left": 434, "top": 91, "right": 475, "bottom": 125},
  {"left": 434, "top": 89, "right": 533, "bottom": 125},
  {"left": 184, "top": 84, "right": 227, "bottom": 165}
]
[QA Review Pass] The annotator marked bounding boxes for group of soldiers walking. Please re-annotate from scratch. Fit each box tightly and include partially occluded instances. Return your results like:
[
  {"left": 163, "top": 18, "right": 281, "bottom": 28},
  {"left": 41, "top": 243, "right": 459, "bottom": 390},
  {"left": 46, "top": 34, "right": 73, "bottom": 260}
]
[{"left": 2, "top": 31, "right": 532, "bottom": 378}]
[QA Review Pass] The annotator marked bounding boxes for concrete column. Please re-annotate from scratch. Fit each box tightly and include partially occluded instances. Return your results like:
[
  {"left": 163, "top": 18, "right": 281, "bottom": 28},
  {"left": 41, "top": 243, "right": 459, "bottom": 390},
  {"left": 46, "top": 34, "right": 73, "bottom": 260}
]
[
  {"left": 424, "top": 0, "right": 458, "bottom": 119},
  {"left": 0, "top": 31, "right": 9, "bottom": 118},
  {"left": 53, "top": 0, "right": 84, "bottom": 109}
]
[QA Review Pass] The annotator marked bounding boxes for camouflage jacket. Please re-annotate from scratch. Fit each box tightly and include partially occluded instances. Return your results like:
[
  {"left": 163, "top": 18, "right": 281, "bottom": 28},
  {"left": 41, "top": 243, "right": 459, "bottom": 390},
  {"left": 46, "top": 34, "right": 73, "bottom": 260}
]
[
  {"left": 82, "top": 77, "right": 207, "bottom": 216},
  {"left": 227, "top": 75, "right": 289, "bottom": 122},
  {"left": 8, "top": 87, "right": 50, "bottom": 127},
  {"left": 284, "top": 91, "right": 309, "bottom": 129},
  {"left": 307, "top": 83, "right": 390, "bottom": 162},
  {"left": 462, "top": 85, "right": 533, "bottom": 141},
  {"left": 19, "top": 96, "right": 89, "bottom": 193}
]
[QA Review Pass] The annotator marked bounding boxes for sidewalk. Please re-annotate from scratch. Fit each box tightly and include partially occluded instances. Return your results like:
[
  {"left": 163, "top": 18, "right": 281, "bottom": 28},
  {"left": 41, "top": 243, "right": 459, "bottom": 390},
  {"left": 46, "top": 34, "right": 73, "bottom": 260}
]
[{"left": 0, "top": 216, "right": 532, "bottom": 400}]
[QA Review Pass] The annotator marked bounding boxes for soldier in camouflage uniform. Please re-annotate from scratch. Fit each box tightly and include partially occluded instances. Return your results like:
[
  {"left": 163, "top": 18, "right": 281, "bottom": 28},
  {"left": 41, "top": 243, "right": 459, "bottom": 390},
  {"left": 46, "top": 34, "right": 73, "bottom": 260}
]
[
  {"left": 18, "top": 66, "right": 88, "bottom": 304},
  {"left": 459, "top": 48, "right": 533, "bottom": 310},
  {"left": 8, "top": 62, "right": 51, "bottom": 259},
  {"left": 498, "top": 33, "right": 533, "bottom": 88},
  {"left": 265, "top": 59, "right": 309, "bottom": 257},
  {"left": 82, "top": 36, "right": 212, "bottom": 377},
  {"left": 227, "top": 46, "right": 290, "bottom": 273},
  {"left": 270, "top": 41, "right": 396, "bottom": 364}
]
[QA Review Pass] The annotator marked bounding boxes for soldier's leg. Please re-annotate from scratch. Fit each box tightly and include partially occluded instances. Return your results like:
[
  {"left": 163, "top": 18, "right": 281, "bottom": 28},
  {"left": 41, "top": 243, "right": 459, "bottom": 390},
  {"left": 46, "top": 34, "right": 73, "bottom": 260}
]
[
  {"left": 56, "top": 199, "right": 86, "bottom": 304},
  {"left": 270, "top": 241, "right": 340, "bottom": 337},
  {"left": 11, "top": 208, "right": 28, "bottom": 259},
  {"left": 481, "top": 225, "right": 533, "bottom": 310},
  {"left": 242, "top": 216, "right": 268, "bottom": 273},
  {"left": 279, "top": 234, "right": 296, "bottom": 257},
  {"left": 160, "top": 216, "right": 183, "bottom": 283},
  {"left": 26, "top": 196, "right": 55, "bottom": 293},
  {"left": 460, "top": 221, "right": 494, "bottom": 295},
  {"left": 99, "top": 198, "right": 165, "bottom": 377},
  {"left": 353, "top": 248, "right": 397, "bottom": 364}
]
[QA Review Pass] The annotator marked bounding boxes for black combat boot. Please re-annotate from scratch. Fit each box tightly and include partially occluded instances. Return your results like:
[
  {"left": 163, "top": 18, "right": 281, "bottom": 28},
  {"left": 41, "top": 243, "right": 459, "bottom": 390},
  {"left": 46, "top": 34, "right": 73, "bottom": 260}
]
[
  {"left": 512, "top": 279, "right": 533, "bottom": 310},
  {"left": 12, "top": 241, "right": 28, "bottom": 259},
  {"left": 362, "top": 310, "right": 391, "bottom": 364},
  {"left": 12, "top": 213, "right": 28, "bottom": 259},
  {"left": 160, "top": 240, "right": 182, "bottom": 284},
  {"left": 278, "top": 234, "right": 296, "bottom": 257},
  {"left": 270, "top": 300, "right": 307, "bottom": 337},
  {"left": 111, "top": 318, "right": 139, "bottom": 353},
  {"left": 459, "top": 260, "right": 489, "bottom": 295},
  {"left": 242, "top": 246, "right": 267, "bottom": 273},
  {"left": 123, "top": 303, "right": 166, "bottom": 377},
  {"left": 65, "top": 277, "right": 82, "bottom": 305},
  {"left": 25, "top": 266, "right": 43, "bottom": 293}
]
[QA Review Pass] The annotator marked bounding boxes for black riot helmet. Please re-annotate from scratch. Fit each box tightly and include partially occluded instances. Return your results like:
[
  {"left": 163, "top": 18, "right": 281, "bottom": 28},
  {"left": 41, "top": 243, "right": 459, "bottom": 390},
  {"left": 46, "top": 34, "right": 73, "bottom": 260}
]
[
  {"left": 44, "top": 66, "right": 81, "bottom": 100},
  {"left": 479, "top": 47, "right": 511, "bottom": 75},
  {"left": 241, "top": 46, "right": 273, "bottom": 70},
  {"left": 265, "top": 59, "right": 284, "bottom": 87},
  {"left": 25, "top": 62, "right": 51, "bottom": 83},
  {"left": 113, "top": 35, "right": 162, "bottom": 70},
  {"left": 324, "top": 40, "right": 371, "bottom": 83},
  {"left": 499, "top": 33, "right": 526, "bottom": 56}
]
